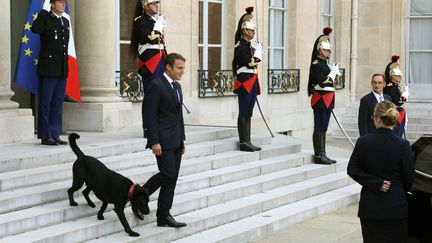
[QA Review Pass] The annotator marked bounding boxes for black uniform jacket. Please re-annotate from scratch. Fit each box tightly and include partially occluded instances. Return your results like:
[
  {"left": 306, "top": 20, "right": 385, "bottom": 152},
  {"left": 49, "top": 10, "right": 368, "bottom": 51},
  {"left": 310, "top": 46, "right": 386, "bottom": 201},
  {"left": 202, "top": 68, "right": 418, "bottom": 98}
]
[
  {"left": 144, "top": 75, "right": 185, "bottom": 150},
  {"left": 31, "top": 10, "right": 69, "bottom": 78},
  {"left": 133, "top": 14, "right": 166, "bottom": 75},
  {"left": 358, "top": 92, "right": 391, "bottom": 136},
  {"left": 384, "top": 82, "right": 405, "bottom": 109},
  {"left": 308, "top": 57, "right": 335, "bottom": 110},
  {"left": 347, "top": 128, "right": 415, "bottom": 219},
  {"left": 232, "top": 39, "right": 259, "bottom": 95}
]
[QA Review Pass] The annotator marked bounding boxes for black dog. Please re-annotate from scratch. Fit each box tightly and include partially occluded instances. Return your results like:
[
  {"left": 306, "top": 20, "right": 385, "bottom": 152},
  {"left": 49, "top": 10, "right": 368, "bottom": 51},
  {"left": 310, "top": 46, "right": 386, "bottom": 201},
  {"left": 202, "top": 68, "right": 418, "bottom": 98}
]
[{"left": 67, "top": 133, "right": 149, "bottom": 237}]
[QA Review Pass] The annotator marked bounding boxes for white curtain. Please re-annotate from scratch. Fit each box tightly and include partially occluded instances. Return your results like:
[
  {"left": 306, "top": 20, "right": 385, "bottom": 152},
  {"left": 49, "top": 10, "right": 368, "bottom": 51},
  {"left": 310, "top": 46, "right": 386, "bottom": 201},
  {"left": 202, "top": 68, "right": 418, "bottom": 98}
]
[
  {"left": 269, "top": 2, "right": 286, "bottom": 69},
  {"left": 409, "top": 0, "right": 432, "bottom": 84}
]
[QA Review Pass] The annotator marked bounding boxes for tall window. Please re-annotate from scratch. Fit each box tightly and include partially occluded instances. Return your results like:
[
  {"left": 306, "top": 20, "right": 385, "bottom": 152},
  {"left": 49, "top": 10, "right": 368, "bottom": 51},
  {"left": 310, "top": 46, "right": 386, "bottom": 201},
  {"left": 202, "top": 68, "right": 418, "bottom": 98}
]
[
  {"left": 408, "top": 0, "right": 432, "bottom": 85},
  {"left": 322, "top": 0, "right": 334, "bottom": 63},
  {"left": 199, "top": 0, "right": 225, "bottom": 71},
  {"left": 116, "top": 0, "right": 136, "bottom": 72},
  {"left": 268, "top": 0, "right": 288, "bottom": 69}
]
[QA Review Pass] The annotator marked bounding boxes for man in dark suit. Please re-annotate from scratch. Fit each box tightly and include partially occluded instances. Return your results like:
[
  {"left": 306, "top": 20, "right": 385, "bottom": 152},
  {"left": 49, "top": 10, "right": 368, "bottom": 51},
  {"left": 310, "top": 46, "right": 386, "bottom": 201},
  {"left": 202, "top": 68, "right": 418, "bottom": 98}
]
[
  {"left": 31, "top": 0, "right": 69, "bottom": 146},
  {"left": 358, "top": 73, "right": 391, "bottom": 136},
  {"left": 143, "top": 53, "right": 186, "bottom": 227}
]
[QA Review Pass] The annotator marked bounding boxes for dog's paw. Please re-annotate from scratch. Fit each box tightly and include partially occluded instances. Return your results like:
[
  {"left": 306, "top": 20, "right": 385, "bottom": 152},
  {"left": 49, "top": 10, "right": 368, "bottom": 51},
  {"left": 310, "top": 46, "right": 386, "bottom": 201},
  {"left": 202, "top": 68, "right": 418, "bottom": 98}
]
[
  {"left": 136, "top": 213, "right": 144, "bottom": 220},
  {"left": 97, "top": 214, "right": 104, "bottom": 220},
  {"left": 88, "top": 202, "right": 96, "bottom": 208},
  {"left": 70, "top": 201, "right": 78, "bottom": 206},
  {"left": 128, "top": 231, "right": 140, "bottom": 237}
]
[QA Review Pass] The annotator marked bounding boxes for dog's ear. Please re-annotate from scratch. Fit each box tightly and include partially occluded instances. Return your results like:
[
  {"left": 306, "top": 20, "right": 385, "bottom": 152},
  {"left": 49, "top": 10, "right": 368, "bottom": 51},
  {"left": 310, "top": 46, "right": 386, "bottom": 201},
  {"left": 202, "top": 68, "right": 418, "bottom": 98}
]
[{"left": 134, "top": 185, "right": 149, "bottom": 197}]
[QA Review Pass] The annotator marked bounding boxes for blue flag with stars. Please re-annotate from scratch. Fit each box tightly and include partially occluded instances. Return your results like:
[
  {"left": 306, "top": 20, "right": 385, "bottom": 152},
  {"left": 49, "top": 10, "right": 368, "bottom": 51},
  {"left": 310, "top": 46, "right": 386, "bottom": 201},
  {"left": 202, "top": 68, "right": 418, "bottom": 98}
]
[{"left": 14, "top": 0, "right": 43, "bottom": 94}]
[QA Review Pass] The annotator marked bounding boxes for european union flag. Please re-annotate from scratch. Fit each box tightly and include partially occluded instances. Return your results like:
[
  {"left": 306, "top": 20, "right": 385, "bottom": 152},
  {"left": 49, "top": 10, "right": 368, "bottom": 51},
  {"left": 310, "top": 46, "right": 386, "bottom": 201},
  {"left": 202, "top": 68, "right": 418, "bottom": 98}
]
[{"left": 14, "top": 0, "right": 43, "bottom": 94}]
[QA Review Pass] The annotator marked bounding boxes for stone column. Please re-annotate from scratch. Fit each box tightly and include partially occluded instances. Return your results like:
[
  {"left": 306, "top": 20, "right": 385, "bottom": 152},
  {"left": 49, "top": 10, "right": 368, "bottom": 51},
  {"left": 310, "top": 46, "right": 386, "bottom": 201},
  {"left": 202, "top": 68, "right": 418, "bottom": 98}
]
[
  {"left": 0, "top": 1, "right": 34, "bottom": 143},
  {"left": 63, "top": 0, "right": 132, "bottom": 132}
]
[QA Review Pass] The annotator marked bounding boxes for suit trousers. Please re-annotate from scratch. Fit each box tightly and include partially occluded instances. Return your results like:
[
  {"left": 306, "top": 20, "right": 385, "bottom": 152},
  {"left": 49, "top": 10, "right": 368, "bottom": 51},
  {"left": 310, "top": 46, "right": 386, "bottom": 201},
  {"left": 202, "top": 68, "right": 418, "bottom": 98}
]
[
  {"left": 37, "top": 76, "right": 66, "bottom": 139},
  {"left": 144, "top": 147, "right": 182, "bottom": 218},
  {"left": 360, "top": 218, "right": 408, "bottom": 243}
]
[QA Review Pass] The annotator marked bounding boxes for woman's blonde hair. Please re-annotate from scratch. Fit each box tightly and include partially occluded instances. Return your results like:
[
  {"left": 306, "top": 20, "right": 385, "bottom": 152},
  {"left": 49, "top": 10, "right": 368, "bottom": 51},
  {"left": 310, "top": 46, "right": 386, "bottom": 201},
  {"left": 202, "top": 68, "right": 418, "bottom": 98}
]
[{"left": 373, "top": 100, "right": 399, "bottom": 126}]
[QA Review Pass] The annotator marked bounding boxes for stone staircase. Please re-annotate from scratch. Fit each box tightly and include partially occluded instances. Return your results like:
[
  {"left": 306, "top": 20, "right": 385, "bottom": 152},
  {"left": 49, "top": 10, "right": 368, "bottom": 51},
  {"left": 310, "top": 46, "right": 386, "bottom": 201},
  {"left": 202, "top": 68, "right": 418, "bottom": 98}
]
[
  {"left": 0, "top": 126, "right": 359, "bottom": 243},
  {"left": 330, "top": 100, "right": 432, "bottom": 144}
]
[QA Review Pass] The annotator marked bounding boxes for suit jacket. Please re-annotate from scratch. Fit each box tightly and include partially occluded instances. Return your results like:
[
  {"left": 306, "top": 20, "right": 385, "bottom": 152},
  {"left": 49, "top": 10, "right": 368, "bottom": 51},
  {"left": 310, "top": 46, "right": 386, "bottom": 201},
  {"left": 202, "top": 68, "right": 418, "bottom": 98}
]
[
  {"left": 347, "top": 128, "right": 415, "bottom": 219},
  {"left": 358, "top": 92, "right": 391, "bottom": 136},
  {"left": 31, "top": 10, "right": 69, "bottom": 78},
  {"left": 144, "top": 75, "right": 185, "bottom": 150}
]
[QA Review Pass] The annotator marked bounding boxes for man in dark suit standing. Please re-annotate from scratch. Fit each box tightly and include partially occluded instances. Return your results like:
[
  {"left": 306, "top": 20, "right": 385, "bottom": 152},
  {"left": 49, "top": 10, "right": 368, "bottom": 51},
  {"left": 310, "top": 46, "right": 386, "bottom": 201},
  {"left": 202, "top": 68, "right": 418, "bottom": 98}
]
[
  {"left": 143, "top": 53, "right": 186, "bottom": 227},
  {"left": 31, "top": 0, "right": 69, "bottom": 146},
  {"left": 358, "top": 74, "right": 391, "bottom": 136}
]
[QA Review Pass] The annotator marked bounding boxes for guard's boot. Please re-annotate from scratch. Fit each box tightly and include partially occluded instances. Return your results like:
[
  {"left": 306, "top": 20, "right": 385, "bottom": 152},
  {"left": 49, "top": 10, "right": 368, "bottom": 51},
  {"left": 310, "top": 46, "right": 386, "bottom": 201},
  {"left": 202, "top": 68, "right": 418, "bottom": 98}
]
[
  {"left": 246, "top": 118, "right": 262, "bottom": 151},
  {"left": 319, "top": 132, "right": 337, "bottom": 163},
  {"left": 313, "top": 132, "right": 333, "bottom": 165},
  {"left": 238, "top": 118, "right": 255, "bottom": 152}
]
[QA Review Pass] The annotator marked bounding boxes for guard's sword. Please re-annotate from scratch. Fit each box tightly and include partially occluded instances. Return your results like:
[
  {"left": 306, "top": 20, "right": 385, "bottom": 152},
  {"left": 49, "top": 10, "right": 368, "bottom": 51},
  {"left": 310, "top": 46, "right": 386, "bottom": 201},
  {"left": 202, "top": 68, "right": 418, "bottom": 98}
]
[
  {"left": 331, "top": 110, "right": 355, "bottom": 147},
  {"left": 256, "top": 99, "right": 274, "bottom": 138}
]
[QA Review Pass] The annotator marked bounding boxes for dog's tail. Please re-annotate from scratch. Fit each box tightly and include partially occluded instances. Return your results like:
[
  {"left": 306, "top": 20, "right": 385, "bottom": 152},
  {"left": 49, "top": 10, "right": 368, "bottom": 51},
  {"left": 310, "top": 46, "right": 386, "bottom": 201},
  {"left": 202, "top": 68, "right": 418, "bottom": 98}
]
[{"left": 69, "top": 133, "right": 85, "bottom": 158}]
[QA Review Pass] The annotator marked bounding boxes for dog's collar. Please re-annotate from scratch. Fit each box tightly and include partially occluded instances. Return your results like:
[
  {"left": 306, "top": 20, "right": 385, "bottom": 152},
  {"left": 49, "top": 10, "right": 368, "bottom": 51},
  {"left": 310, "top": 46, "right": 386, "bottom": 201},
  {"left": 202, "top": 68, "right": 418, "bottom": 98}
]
[{"left": 128, "top": 184, "right": 136, "bottom": 201}]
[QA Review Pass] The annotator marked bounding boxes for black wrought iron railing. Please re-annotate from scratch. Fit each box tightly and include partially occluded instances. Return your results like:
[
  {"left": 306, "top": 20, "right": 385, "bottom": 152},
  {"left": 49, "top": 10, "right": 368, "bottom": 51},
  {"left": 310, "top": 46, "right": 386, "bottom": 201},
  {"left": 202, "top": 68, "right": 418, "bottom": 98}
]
[
  {"left": 115, "top": 70, "right": 143, "bottom": 102},
  {"left": 267, "top": 69, "right": 300, "bottom": 94},
  {"left": 198, "top": 70, "right": 235, "bottom": 98},
  {"left": 335, "top": 68, "right": 345, "bottom": 90}
]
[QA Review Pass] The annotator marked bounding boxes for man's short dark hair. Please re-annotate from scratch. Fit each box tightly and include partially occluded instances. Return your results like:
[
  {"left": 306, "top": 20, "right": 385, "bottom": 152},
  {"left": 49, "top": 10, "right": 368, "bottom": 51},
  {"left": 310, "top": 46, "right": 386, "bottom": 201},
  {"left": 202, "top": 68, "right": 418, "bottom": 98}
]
[
  {"left": 371, "top": 73, "right": 385, "bottom": 82},
  {"left": 164, "top": 53, "right": 186, "bottom": 70}
]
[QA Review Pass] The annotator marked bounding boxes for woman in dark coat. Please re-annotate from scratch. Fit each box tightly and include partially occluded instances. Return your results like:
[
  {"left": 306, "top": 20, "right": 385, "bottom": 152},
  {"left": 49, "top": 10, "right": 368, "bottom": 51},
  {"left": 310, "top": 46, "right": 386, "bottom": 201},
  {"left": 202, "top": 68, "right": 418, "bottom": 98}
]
[{"left": 347, "top": 100, "right": 415, "bottom": 243}]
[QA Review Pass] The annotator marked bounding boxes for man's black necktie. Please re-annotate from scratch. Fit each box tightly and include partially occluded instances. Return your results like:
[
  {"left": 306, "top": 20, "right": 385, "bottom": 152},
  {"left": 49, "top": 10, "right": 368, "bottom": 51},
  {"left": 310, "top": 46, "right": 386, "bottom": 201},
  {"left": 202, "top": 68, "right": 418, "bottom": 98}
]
[{"left": 172, "top": 81, "right": 180, "bottom": 103}]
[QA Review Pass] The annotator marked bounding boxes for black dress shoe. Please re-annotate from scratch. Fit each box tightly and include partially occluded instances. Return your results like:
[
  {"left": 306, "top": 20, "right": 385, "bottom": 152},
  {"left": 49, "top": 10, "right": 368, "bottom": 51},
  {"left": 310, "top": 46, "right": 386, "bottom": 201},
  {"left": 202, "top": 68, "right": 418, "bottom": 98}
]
[
  {"left": 53, "top": 138, "right": 68, "bottom": 145},
  {"left": 41, "top": 139, "right": 58, "bottom": 146},
  {"left": 157, "top": 215, "right": 187, "bottom": 227}
]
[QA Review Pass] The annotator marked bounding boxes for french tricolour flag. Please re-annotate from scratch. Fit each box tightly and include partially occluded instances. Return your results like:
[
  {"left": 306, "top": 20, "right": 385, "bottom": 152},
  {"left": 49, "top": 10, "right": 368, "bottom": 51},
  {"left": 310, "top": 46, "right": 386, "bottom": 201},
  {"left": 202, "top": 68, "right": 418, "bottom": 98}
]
[{"left": 62, "top": 10, "right": 81, "bottom": 102}]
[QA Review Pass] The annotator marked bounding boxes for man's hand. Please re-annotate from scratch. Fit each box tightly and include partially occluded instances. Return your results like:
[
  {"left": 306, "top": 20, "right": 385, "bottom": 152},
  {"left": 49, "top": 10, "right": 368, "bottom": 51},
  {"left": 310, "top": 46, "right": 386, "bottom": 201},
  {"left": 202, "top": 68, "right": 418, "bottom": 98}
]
[
  {"left": 181, "top": 143, "right": 186, "bottom": 155},
  {"left": 151, "top": 144, "right": 162, "bottom": 156},
  {"left": 380, "top": 180, "right": 391, "bottom": 192}
]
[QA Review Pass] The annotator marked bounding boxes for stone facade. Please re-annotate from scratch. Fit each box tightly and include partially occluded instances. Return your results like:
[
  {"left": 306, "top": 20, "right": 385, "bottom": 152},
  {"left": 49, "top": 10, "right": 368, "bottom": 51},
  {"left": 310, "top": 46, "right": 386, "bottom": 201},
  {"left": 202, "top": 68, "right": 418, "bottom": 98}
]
[{"left": 2, "top": 0, "right": 415, "bottom": 143}]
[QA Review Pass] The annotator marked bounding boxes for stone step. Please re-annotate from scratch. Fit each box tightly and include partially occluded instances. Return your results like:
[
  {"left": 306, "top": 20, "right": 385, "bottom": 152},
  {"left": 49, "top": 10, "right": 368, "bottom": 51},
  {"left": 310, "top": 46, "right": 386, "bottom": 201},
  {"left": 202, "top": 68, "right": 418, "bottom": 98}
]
[
  {"left": 334, "top": 118, "right": 432, "bottom": 132},
  {"left": 1, "top": 160, "right": 351, "bottom": 242},
  {"left": 171, "top": 184, "right": 360, "bottom": 243},
  {"left": 0, "top": 142, "right": 298, "bottom": 215},
  {"left": 85, "top": 171, "right": 356, "bottom": 243},
  {"left": 0, "top": 152, "right": 309, "bottom": 238},
  {"left": 0, "top": 127, "right": 238, "bottom": 173},
  {"left": 331, "top": 127, "right": 427, "bottom": 140},
  {"left": 0, "top": 136, "right": 271, "bottom": 191}
]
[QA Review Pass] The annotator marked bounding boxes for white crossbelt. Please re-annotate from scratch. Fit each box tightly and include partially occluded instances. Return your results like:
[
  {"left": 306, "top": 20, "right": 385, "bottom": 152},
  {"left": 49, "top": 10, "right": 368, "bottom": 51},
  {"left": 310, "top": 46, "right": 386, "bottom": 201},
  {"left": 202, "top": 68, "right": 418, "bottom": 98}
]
[
  {"left": 236, "top": 66, "right": 257, "bottom": 74},
  {"left": 314, "top": 84, "right": 335, "bottom": 92},
  {"left": 138, "top": 43, "right": 164, "bottom": 55}
]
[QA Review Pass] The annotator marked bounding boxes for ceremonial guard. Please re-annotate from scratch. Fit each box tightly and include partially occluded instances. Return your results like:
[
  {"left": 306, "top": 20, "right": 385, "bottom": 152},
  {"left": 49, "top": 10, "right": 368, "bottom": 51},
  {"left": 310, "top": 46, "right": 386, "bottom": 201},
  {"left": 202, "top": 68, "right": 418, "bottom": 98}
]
[
  {"left": 232, "top": 7, "right": 263, "bottom": 152},
  {"left": 31, "top": 0, "right": 69, "bottom": 146},
  {"left": 384, "top": 55, "right": 408, "bottom": 137},
  {"left": 131, "top": 0, "right": 167, "bottom": 137},
  {"left": 307, "top": 28, "right": 339, "bottom": 164}
]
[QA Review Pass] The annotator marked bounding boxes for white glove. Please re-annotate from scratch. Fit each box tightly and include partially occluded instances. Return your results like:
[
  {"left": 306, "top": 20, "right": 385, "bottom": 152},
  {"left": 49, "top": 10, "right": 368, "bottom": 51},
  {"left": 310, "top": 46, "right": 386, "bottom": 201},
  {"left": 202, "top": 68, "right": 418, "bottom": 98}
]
[
  {"left": 153, "top": 14, "right": 166, "bottom": 33},
  {"left": 402, "top": 85, "right": 409, "bottom": 99},
  {"left": 43, "top": 0, "right": 51, "bottom": 11},
  {"left": 253, "top": 42, "right": 263, "bottom": 62},
  {"left": 327, "top": 63, "right": 341, "bottom": 81}
]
